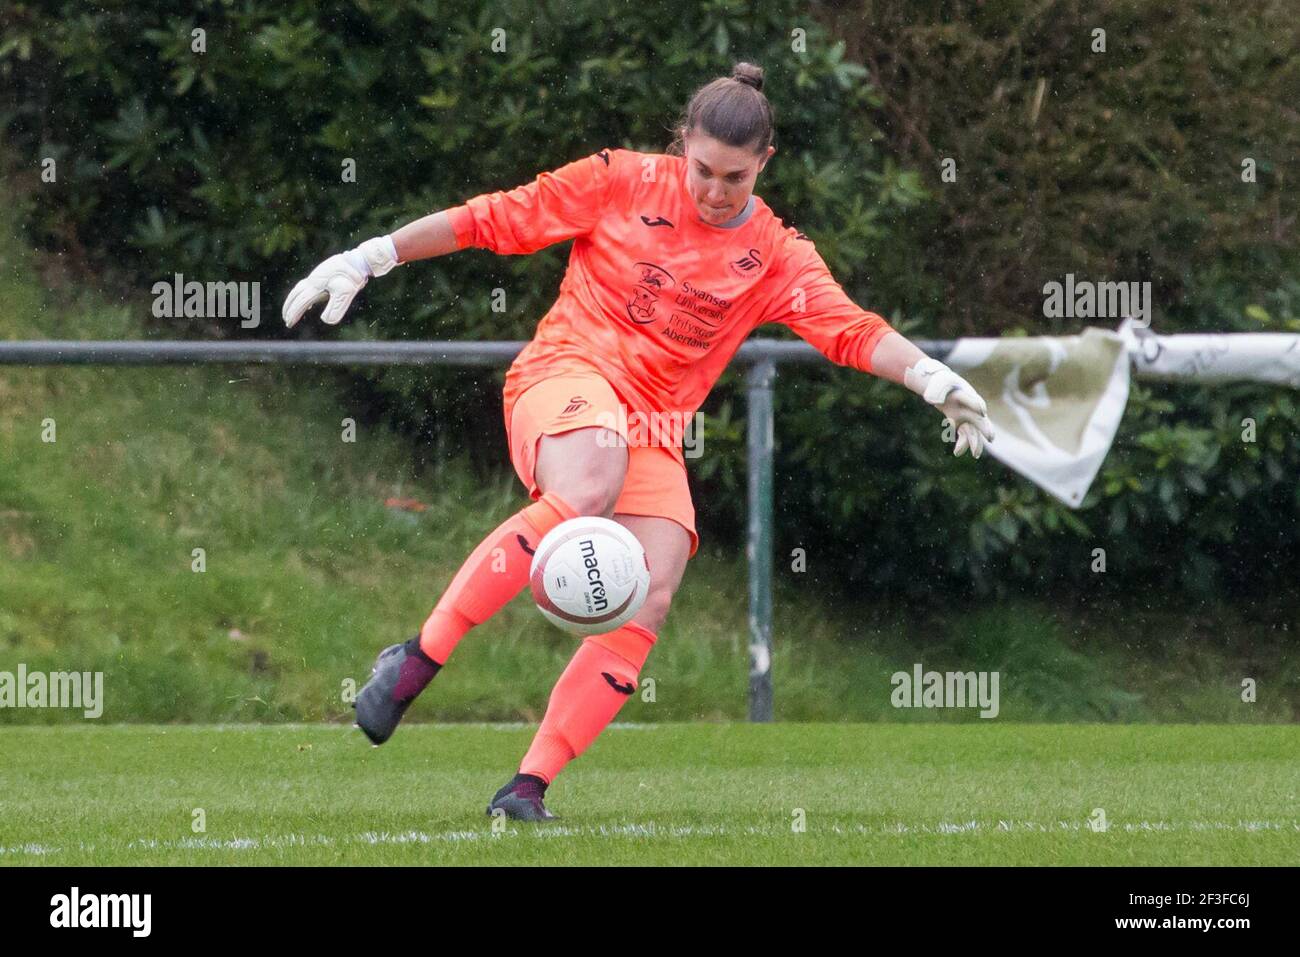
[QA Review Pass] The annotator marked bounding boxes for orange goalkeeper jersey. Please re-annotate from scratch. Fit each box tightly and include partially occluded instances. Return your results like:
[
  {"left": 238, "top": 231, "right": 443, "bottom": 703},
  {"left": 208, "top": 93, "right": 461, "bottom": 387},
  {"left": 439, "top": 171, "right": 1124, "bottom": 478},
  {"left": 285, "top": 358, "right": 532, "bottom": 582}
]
[{"left": 445, "top": 148, "right": 895, "bottom": 461}]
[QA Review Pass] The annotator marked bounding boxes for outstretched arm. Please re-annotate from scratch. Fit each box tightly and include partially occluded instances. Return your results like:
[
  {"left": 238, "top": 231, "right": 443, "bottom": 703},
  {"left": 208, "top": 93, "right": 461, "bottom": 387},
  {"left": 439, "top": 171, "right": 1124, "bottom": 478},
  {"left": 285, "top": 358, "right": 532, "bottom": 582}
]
[
  {"left": 865, "top": 330, "right": 928, "bottom": 384},
  {"left": 768, "top": 246, "right": 995, "bottom": 458},
  {"left": 391, "top": 211, "right": 459, "bottom": 263},
  {"left": 282, "top": 149, "right": 622, "bottom": 328},
  {"left": 869, "top": 331, "right": 995, "bottom": 458},
  {"left": 279, "top": 210, "right": 462, "bottom": 327},
  {"left": 280, "top": 210, "right": 462, "bottom": 327}
]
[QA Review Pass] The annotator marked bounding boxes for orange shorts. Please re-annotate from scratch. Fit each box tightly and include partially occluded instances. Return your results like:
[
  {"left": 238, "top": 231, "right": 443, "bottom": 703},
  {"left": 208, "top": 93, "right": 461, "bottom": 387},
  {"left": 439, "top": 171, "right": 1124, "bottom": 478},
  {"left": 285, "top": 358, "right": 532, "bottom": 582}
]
[{"left": 506, "top": 372, "right": 699, "bottom": 557}]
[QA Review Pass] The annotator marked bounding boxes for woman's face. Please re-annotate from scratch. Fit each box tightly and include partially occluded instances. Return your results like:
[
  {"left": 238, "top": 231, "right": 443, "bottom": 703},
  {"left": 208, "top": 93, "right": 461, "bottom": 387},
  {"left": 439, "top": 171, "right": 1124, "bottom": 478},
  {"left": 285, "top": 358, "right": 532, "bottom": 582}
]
[{"left": 683, "top": 131, "right": 775, "bottom": 224}]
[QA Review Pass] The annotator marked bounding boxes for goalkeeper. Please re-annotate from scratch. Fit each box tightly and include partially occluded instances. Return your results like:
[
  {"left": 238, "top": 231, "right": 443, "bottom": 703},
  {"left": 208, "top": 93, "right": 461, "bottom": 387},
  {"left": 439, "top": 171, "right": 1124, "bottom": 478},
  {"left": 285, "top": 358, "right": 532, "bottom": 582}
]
[{"left": 282, "top": 62, "right": 993, "bottom": 822}]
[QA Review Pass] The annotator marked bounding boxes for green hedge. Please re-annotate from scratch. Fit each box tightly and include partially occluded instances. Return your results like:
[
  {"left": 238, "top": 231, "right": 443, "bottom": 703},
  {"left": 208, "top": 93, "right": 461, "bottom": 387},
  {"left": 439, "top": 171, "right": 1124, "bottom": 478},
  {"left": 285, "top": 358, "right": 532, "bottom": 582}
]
[
  {"left": 821, "top": 0, "right": 1300, "bottom": 335},
  {"left": 3, "top": 0, "right": 1297, "bottom": 603}
]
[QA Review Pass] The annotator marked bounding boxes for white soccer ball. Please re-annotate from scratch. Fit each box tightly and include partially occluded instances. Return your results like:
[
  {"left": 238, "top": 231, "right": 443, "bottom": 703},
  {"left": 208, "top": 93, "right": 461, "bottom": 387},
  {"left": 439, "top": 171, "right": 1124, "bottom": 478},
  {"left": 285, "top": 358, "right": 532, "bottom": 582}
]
[{"left": 529, "top": 517, "right": 651, "bottom": 636}]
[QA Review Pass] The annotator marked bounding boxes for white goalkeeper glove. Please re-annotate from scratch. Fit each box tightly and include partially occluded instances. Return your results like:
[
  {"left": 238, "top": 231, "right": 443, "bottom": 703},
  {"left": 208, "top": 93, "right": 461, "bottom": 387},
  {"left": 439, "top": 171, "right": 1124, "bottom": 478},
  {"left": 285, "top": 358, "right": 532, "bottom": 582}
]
[
  {"left": 904, "top": 356, "right": 995, "bottom": 459},
  {"left": 281, "top": 235, "right": 402, "bottom": 328}
]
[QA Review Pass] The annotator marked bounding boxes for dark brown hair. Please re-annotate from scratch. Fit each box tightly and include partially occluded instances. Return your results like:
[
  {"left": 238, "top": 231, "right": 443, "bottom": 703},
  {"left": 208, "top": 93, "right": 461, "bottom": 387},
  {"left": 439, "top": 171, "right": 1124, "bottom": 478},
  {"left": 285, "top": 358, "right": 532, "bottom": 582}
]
[{"left": 666, "top": 62, "right": 775, "bottom": 157}]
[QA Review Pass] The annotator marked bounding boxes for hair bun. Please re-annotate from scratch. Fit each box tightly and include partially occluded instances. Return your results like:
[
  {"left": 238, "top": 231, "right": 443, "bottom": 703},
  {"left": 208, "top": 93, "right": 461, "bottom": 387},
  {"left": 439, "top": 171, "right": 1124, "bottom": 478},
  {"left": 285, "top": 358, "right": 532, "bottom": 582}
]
[{"left": 731, "top": 62, "right": 764, "bottom": 92}]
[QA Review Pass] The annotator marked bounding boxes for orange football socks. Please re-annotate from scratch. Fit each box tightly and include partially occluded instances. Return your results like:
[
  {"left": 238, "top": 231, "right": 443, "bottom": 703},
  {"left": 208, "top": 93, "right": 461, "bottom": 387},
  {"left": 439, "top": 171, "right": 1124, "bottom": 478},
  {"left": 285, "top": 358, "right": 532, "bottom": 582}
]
[
  {"left": 418, "top": 491, "right": 577, "bottom": 664},
  {"left": 519, "top": 621, "right": 657, "bottom": 784}
]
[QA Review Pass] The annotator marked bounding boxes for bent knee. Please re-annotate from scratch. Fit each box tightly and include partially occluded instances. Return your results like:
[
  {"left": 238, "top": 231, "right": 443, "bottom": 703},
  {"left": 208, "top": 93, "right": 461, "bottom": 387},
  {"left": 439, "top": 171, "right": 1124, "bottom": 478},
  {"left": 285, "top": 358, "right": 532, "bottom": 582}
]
[
  {"left": 559, "top": 478, "right": 622, "bottom": 517},
  {"left": 633, "top": 586, "right": 675, "bottom": 633},
  {"left": 535, "top": 429, "right": 627, "bottom": 517}
]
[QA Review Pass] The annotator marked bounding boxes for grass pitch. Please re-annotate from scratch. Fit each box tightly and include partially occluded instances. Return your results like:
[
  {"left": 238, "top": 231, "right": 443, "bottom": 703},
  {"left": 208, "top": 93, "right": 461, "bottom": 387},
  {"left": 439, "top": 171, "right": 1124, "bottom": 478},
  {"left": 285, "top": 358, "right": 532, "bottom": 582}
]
[{"left": 2, "top": 723, "right": 1297, "bottom": 866}]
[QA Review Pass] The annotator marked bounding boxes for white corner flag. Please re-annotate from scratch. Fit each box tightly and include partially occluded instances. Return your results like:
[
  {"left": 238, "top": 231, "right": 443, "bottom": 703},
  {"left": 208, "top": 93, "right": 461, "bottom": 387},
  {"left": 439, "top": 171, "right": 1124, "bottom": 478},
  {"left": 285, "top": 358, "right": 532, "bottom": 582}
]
[{"left": 945, "top": 326, "right": 1132, "bottom": 507}]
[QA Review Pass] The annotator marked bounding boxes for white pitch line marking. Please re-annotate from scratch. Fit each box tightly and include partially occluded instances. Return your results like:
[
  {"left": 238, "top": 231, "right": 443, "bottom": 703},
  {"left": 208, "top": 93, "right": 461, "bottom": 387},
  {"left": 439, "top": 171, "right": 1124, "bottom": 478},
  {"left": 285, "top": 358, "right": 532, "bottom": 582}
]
[{"left": 3, "top": 819, "right": 1297, "bottom": 856}]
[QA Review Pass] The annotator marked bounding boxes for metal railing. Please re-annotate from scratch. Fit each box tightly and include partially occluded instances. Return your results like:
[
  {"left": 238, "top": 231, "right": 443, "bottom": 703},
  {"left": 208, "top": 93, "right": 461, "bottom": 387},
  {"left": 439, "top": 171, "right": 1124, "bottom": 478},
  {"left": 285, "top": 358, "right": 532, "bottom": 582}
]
[{"left": 0, "top": 337, "right": 946, "bottom": 721}]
